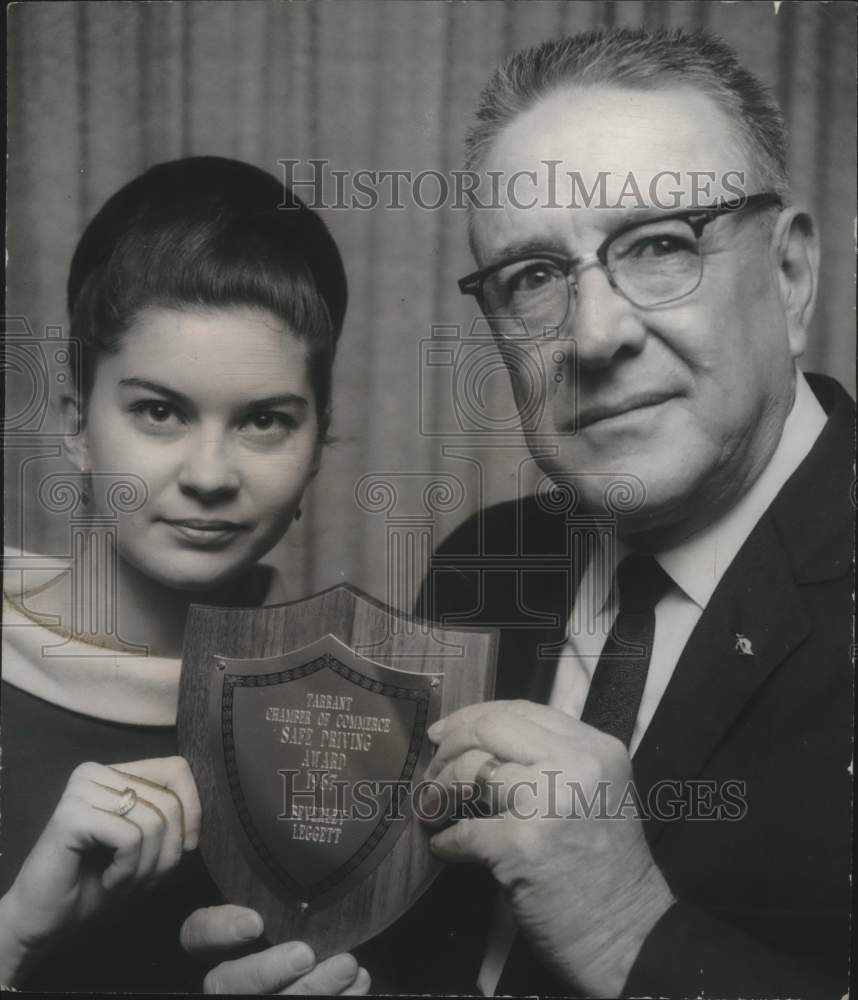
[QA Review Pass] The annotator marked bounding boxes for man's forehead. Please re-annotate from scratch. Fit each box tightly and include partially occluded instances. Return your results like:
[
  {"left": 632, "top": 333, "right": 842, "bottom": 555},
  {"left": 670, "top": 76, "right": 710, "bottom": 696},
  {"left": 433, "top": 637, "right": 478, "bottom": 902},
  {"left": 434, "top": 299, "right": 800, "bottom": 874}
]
[
  {"left": 471, "top": 83, "right": 752, "bottom": 260},
  {"left": 490, "top": 83, "right": 748, "bottom": 183}
]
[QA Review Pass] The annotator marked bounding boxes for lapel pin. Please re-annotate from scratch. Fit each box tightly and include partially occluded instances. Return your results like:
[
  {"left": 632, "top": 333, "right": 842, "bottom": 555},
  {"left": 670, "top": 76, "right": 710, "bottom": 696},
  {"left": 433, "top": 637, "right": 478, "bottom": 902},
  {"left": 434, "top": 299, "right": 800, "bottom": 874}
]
[{"left": 735, "top": 633, "right": 754, "bottom": 657}]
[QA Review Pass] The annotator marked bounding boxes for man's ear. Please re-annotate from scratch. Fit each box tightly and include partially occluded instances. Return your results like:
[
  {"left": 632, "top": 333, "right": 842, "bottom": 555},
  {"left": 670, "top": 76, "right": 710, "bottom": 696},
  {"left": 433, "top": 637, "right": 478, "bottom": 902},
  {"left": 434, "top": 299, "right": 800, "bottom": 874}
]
[
  {"left": 770, "top": 206, "right": 819, "bottom": 359},
  {"left": 60, "top": 393, "right": 90, "bottom": 473}
]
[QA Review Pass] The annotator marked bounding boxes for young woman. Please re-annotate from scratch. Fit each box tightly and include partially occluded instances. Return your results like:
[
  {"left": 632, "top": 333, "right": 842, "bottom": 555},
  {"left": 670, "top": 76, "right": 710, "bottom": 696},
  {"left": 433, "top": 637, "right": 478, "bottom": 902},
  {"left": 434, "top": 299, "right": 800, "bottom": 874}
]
[{"left": 0, "top": 157, "right": 368, "bottom": 994}]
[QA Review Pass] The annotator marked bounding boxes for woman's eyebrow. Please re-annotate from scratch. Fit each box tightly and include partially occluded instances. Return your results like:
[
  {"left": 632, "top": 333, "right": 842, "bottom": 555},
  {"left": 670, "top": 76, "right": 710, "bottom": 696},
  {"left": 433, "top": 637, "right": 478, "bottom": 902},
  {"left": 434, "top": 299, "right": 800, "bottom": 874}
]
[
  {"left": 243, "top": 394, "right": 308, "bottom": 409},
  {"left": 118, "top": 377, "right": 189, "bottom": 404},
  {"left": 119, "top": 380, "right": 309, "bottom": 411}
]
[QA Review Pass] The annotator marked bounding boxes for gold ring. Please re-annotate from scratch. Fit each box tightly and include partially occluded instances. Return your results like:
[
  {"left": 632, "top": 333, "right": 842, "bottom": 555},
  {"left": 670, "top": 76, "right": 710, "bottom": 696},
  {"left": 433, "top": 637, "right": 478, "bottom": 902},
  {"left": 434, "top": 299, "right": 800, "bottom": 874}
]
[
  {"left": 114, "top": 787, "right": 137, "bottom": 817},
  {"left": 474, "top": 757, "right": 503, "bottom": 805}
]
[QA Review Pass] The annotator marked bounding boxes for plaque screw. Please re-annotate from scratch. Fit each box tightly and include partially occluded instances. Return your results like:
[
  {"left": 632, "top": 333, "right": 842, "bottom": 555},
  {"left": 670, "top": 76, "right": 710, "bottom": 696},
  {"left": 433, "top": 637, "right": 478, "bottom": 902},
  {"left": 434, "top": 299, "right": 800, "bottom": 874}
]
[
  {"left": 299, "top": 901, "right": 309, "bottom": 913},
  {"left": 430, "top": 678, "right": 440, "bottom": 689},
  {"left": 216, "top": 659, "right": 226, "bottom": 671}
]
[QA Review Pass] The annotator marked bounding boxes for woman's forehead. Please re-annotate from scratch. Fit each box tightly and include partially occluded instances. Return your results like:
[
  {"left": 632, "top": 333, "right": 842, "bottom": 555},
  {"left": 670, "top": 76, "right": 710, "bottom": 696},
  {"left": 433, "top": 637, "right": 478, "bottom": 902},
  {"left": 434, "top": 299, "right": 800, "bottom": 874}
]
[{"left": 95, "top": 305, "right": 312, "bottom": 401}]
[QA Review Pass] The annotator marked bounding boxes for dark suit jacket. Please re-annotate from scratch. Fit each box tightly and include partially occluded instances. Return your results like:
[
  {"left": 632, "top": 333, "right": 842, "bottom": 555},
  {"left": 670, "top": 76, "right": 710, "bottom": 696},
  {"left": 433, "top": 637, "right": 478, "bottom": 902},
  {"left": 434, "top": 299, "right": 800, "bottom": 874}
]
[{"left": 360, "top": 373, "right": 853, "bottom": 998}]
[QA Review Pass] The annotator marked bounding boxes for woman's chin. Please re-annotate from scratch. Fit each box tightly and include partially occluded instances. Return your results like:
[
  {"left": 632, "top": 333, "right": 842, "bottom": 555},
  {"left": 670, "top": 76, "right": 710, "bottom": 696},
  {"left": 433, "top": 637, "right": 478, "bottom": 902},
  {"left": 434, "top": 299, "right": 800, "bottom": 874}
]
[{"left": 123, "top": 550, "right": 257, "bottom": 596}]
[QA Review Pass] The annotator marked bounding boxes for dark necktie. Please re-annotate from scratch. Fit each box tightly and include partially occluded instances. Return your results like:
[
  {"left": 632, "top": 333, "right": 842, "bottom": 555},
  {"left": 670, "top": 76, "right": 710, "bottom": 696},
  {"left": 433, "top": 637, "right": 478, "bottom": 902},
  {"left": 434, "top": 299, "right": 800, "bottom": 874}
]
[
  {"left": 580, "top": 553, "right": 673, "bottom": 748},
  {"left": 494, "top": 554, "right": 673, "bottom": 996}
]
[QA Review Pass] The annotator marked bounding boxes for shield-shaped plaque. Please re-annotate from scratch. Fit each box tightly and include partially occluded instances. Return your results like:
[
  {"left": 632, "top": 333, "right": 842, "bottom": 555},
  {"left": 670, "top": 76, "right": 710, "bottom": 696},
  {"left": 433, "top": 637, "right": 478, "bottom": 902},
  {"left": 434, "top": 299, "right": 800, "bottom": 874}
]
[{"left": 178, "top": 584, "right": 496, "bottom": 957}]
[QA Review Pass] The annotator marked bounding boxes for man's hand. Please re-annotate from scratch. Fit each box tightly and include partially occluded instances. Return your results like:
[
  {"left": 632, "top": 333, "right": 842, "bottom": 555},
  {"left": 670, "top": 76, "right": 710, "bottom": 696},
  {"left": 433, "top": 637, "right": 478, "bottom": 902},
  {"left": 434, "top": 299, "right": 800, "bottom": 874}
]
[
  {"left": 423, "top": 700, "right": 675, "bottom": 998},
  {"left": 180, "top": 904, "right": 370, "bottom": 995}
]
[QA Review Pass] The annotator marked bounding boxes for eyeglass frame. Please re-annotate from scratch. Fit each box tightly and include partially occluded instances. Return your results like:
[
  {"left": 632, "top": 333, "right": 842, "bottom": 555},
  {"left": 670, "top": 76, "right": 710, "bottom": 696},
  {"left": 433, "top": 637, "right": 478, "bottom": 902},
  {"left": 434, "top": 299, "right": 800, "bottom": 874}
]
[{"left": 457, "top": 192, "right": 784, "bottom": 331}]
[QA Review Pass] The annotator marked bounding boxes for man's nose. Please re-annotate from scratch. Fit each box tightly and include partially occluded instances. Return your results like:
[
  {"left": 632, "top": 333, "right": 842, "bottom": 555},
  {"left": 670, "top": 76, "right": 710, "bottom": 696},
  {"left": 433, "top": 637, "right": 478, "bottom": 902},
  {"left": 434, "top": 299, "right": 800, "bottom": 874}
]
[
  {"left": 177, "top": 430, "right": 240, "bottom": 501},
  {"left": 564, "top": 265, "right": 647, "bottom": 368}
]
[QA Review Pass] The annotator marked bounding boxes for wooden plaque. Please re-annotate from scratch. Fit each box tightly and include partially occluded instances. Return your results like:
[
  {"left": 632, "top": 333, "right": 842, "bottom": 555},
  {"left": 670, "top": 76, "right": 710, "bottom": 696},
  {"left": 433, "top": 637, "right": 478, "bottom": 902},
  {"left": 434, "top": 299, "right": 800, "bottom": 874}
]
[{"left": 178, "top": 583, "right": 496, "bottom": 958}]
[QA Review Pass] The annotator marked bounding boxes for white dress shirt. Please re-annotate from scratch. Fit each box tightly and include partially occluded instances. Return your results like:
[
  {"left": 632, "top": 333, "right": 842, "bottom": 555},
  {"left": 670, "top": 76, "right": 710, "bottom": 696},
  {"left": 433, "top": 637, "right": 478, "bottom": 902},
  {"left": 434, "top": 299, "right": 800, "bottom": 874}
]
[{"left": 477, "top": 370, "right": 827, "bottom": 996}]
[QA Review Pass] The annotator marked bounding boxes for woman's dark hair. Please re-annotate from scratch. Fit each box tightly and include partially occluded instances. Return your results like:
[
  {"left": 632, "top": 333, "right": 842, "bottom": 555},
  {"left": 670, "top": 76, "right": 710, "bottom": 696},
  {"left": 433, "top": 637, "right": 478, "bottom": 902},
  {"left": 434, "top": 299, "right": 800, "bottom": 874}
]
[{"left": 67, "top": 156, "right": 347, "bottom": 439}]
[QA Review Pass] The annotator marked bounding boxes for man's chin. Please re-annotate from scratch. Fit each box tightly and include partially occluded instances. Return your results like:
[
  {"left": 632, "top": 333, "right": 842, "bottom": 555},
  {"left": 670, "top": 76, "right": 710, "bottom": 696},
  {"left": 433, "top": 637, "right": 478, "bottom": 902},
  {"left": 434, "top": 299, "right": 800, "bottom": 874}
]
[
  {"left": 532, "top": 452, "right": 655, "bottom": 508},
  {"left": 534, "top": 450, "right": 704, "bottom": 530}
]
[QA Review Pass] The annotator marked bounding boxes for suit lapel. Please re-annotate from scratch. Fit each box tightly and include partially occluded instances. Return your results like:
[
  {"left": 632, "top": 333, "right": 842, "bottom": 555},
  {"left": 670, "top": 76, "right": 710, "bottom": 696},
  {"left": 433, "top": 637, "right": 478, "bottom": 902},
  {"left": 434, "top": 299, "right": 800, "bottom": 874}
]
[
  {"left": 633, "top": 375, "right": 853, "bottom": 845},
  {"left": 633, "top": 515, "right": 810, "bottom": 845}
]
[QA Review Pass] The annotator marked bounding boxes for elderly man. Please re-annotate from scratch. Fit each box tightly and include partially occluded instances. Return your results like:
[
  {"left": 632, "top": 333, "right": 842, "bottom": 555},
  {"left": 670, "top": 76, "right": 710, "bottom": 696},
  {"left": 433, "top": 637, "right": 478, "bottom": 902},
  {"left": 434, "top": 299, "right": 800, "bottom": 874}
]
[
  {"left": 409, "top": 27, "right": 853, "bottom": 999},
  {"left": 181, "top": 28, "right": 852, "bottom": 998}
]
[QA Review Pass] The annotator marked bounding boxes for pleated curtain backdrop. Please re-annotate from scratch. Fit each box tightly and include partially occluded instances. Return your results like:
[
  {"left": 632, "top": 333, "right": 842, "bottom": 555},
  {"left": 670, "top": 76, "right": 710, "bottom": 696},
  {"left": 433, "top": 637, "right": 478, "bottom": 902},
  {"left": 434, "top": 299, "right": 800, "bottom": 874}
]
[{"left": 6, "top": 0, "right": 856, "bottom": 612}]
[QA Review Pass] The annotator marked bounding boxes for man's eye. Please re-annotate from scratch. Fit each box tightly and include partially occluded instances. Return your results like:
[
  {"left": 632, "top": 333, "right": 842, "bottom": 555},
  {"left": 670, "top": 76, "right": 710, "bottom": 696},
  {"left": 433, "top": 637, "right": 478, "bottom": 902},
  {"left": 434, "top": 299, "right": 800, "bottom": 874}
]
[
  {"left": 508, "top": 262, "right": 562, "bottom": 295},
  {"left": 628, "top": 235, "right": 695, "bottom": 259},
  {"left": 129, "top": 400, "right": 182, "bottom": 427}
]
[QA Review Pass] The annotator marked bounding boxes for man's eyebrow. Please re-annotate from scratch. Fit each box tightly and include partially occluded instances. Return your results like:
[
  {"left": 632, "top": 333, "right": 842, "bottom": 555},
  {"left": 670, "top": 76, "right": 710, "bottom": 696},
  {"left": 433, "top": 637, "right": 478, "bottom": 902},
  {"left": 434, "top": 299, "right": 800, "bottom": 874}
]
[
  {"left": 485, "top": 206, "right": 699, "bottom": 267},
  {"left": 484, "top": 236, "right": 571, "bottom": 267}
]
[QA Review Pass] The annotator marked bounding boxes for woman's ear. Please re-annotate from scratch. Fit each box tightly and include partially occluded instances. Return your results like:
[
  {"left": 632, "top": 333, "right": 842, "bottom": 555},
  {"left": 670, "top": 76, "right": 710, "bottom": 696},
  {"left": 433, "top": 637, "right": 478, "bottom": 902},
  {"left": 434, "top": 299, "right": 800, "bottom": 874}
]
[
  {"left": 308, "top": 439, "right": 323, "bottom": 480},
  {"left": 60, "top": 392, "right": 90, "bottom": 473},
  {"left": 309, "top": 412, "right": 330, "bottom": 479},
  {"left": 770, "top": 206, "right": 819, "bottom": 360}
]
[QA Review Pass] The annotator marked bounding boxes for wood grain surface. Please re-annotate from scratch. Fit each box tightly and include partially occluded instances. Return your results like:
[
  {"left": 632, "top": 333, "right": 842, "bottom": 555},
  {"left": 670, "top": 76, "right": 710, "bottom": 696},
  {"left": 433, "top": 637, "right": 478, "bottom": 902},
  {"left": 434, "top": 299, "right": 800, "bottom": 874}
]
[{"left": 178, "top": 583, "right": 496, "bottom": 957}]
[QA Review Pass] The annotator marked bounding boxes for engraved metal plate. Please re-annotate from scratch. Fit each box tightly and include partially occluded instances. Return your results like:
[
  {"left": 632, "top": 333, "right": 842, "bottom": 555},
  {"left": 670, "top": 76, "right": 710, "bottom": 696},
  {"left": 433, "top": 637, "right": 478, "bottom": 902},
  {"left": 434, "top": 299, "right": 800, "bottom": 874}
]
[{"left": 209, "top": 634, "right": 442, "bottom": 911}]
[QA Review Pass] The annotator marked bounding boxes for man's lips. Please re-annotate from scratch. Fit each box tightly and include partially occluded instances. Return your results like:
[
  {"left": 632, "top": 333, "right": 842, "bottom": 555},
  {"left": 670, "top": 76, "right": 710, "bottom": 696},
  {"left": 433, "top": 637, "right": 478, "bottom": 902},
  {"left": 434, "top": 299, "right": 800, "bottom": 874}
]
[{"left": 574, "top": 392, "right": 679, "bottom": 430}]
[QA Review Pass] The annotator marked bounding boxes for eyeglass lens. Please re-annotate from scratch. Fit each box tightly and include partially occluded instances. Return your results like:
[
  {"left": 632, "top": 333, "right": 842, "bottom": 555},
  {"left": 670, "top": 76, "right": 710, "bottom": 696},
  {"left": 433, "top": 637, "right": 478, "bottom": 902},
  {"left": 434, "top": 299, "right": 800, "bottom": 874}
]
[{"left": 483, "top": 217, "right": 704, "bottom": 337}]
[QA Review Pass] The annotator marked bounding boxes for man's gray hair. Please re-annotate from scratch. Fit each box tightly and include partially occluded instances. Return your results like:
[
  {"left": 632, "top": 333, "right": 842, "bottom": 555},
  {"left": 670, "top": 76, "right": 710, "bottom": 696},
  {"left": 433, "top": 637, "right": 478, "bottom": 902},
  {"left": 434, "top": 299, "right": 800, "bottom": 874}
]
[{"left": 465, "top": 27, "right": 789, "bottom": 199}]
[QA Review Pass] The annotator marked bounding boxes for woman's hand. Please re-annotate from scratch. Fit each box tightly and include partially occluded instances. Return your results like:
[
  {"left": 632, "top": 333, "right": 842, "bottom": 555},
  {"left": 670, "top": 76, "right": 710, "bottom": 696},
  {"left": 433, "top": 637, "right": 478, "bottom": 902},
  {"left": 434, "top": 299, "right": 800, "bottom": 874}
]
[
  {"left": 0, "top": 756, "right": 201, "bottom": 984},
  {"left": 180, "top": 905, "right": 371, "bottom": 995}
]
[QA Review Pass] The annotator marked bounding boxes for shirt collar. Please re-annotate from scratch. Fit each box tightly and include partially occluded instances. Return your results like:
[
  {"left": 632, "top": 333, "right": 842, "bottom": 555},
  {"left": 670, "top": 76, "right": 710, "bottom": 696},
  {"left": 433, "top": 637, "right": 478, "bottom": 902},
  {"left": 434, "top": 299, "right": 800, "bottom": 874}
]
[{"left": 657, "top": 370, "right": 827, "bottom": 609}]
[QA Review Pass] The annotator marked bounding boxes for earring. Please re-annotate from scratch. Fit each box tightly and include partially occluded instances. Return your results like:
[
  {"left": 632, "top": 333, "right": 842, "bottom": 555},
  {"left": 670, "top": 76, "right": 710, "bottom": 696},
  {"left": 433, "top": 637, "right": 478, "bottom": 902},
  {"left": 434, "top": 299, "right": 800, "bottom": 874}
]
[
  {"left": 80, "top": 469, "right": 93, "bottom": 507},
  {"left": 294, "top": 508, "right": 302, "bottom": 522}
]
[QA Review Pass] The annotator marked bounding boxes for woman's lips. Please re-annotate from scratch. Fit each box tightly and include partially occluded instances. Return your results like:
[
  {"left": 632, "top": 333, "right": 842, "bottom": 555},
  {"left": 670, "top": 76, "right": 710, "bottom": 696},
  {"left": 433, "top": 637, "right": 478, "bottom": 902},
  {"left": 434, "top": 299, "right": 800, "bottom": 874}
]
[{"left": 162, "top": 519, "right": 248, "bottom": 546}]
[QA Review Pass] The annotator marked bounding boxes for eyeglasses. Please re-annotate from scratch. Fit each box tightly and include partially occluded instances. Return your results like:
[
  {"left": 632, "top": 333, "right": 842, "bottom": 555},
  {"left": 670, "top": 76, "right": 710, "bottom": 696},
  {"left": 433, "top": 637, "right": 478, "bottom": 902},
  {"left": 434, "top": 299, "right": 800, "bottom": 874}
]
[{"left": 458, "top": 193, "right": 782, "bottom": 339}]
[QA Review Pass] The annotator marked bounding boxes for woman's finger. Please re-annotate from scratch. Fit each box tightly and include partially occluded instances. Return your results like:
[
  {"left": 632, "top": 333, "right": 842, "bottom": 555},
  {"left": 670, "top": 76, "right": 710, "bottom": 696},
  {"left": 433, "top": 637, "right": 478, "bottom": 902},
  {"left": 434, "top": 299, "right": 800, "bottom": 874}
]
[
  {"left": 33, "top": 790, "right": 142, "bottom": 892},
  {"left": 281, "top": 952, "right": 360, "bottom": 995},
  {"left": 97, "top": 817, "right": 144, "bottom": 891},
  {"left": 341, "top": 967, "right": 372, "bottom": 996},
  {"left": 67, "top": 760, "right": 188, "bottom": 880},
  {"left": 106, "top": 790, "right": 170, "bottom": 883},
  {"left": 62, "top": 764, "right": 165, "bottom": 879},
  {"left": 202, "top": 940, "right": 317, "bottom": 994},
  {"left": 68, "top": 779, "right": 164, "bottom": 883},
  {"left": 180, "top": 905, "right": 265, "bottom": 957},
  {"left": 110, "top": 757, "right": 201, "bottom": 851},
  {"left": 67, "top": 763, "right": 174, "bottom": 880},
  {"left": 54, "top": 798, "right": 144, "bottom": 892},
  {"left": 105, "top": 775, "right": 182, "bottom": 878}
]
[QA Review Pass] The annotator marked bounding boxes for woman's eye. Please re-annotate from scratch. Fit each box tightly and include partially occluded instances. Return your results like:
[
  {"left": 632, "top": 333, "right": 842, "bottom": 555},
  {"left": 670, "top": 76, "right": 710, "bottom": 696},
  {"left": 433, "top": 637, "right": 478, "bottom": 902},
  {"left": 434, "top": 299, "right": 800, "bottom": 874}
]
[
  {"left": 129, "top": 400, "right": 183, "bottom": 428},
  {"left": 240, "top": 412, "right": 297, "bottom": 437}
]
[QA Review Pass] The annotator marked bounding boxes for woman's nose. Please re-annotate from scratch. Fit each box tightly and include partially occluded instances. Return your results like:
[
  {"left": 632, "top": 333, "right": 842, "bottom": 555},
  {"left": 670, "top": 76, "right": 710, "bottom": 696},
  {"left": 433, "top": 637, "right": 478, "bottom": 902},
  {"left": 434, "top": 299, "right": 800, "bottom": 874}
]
[{"left": 176, "top": 430, "right": 240, "bottom": 501}]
